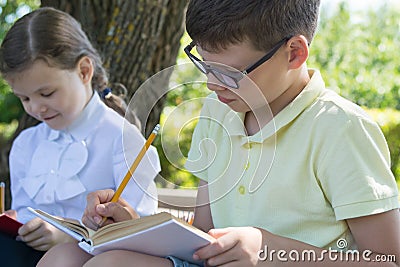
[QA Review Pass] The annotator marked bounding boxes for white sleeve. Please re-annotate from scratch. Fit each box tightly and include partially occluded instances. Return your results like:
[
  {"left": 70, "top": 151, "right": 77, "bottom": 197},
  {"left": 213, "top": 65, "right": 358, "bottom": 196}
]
[
  {"left": 9, "top": 131, "right": 37, "bottom": 223},
  {"left": 113, "top": 123, "right": 161, "bottom": 216}
]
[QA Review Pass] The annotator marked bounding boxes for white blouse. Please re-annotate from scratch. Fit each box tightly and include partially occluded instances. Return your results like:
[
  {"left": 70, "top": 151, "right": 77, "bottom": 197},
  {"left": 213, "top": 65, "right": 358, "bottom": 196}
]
[{"left": 10, "top": 92, "right": 161, "bottom": 223}]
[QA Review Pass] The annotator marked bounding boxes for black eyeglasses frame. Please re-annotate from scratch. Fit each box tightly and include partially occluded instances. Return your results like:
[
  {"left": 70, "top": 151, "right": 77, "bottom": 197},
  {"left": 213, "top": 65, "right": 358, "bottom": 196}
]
[{"left": 184, "top": 36, "right": 292, "bottom": 89}]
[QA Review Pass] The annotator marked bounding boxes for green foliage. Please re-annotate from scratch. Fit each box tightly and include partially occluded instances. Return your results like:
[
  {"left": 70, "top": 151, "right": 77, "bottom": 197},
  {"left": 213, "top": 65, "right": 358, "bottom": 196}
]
[
  {"left": 0, "top": 119, "right": 16, "bottom": 140},
  {"left": 154, "top": 111, "right": 200, "bottom": 189},
  {"left": 0, "top": 79, "right": 23, "bottom": 123},
  {"left": 366, "top": 108, "right": 400, "bottom": 180},
  {"left": 309, "top": 2, "right": 400, "bottom": 109},
  {"left": 0, "top": 0, "right": 39, "bottom": 39},
  {"left": 153, "top": 32, "right": 209, "bottom": 188},
  {"left": 0, "top": 0, "right": 39, "bottom": 124}
]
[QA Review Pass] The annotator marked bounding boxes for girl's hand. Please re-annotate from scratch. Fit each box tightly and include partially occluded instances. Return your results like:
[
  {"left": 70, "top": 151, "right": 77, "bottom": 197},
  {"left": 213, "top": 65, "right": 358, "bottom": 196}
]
[
  {"left": 4, "top": 209, "right": 17, "bottom": 219},
  {"left": 193, "top": 227, "right": 263, "bottom": 267},
  {"left": 82, "top": 189, "right": 139, "bottom": 230},
  {"left": 17, "top": 218, "right": 75, "bottom": 251}
]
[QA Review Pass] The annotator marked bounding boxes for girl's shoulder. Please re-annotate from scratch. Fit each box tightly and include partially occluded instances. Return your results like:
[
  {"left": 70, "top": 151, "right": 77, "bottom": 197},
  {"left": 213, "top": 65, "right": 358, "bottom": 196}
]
[
  {"left": 98, "top": 105, "right": 142, "bottom": 137},
  {"left": 13, "top": 122, "right": 51, "bottom": 145},
  {"left": 11, "top": 123, "right": 52, "bottom": 157}
]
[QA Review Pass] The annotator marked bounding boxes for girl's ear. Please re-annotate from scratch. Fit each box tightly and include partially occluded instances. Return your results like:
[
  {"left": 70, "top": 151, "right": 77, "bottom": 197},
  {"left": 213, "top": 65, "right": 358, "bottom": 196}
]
[
  {"left": 287, "top": 35, "right": 309, "bottom": 70},
  {"left": 77, "top": 56, "right": 94, "bottom": 84}
]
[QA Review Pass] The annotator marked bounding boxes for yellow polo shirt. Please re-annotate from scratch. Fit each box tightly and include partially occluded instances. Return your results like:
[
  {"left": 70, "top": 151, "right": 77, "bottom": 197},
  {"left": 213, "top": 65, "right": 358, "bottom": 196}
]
[{"left": 185, "top": 69, "right": 399, "bottom": 250}]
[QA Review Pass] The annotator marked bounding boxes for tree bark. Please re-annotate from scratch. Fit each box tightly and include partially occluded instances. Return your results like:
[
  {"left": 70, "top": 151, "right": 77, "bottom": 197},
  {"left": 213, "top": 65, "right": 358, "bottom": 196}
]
[{"left": 41, "top": 0, "right": 187, "bottom": 134}]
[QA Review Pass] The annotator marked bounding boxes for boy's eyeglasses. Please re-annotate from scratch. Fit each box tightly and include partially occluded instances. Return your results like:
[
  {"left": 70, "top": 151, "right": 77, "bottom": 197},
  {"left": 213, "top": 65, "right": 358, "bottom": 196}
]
[{"left": 184, "top": 36, "right": 291, "bottom": 89}]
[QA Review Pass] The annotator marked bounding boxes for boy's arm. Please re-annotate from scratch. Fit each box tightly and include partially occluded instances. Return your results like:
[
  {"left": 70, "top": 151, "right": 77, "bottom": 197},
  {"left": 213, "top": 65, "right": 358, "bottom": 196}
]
[
  {"left": 346, "top": 209, "right": 399, "bottom": 266},
  {"left": 194, "top": 209, "right": 400, "bottom": 266},
  {"left": 193, "top": 180, "right": 214, "bottom": 232}
]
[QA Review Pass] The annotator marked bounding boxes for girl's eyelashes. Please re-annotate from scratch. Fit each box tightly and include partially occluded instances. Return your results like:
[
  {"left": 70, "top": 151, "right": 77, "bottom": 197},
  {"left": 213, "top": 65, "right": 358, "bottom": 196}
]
[{"left": 41, "top": 91, "right": 55, "bottom": 97}]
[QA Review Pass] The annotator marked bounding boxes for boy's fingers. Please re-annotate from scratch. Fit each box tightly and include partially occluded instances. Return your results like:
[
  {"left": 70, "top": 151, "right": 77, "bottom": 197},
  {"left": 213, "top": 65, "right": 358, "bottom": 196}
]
[
  {"left": 208, "top": 228, "right": 232, "bottom": 239},
  {"left": 194, "top": 228, "right": 237, "bottom": 260}
]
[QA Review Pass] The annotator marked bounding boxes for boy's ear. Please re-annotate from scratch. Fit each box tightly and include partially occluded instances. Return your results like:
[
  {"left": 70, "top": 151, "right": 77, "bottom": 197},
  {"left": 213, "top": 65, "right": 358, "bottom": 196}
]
[
  {"left": 77, "top": 56, "right": 94, "bottom": 84},
  {"left": 287, "top": 35, "right": 309, "bottom": 69}
]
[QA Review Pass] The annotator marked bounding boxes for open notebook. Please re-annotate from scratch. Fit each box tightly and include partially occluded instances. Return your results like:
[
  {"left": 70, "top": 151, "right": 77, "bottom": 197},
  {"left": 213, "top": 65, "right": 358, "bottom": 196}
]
[{"left": 28, "top": 207, "right": 214, "bottom": 264}]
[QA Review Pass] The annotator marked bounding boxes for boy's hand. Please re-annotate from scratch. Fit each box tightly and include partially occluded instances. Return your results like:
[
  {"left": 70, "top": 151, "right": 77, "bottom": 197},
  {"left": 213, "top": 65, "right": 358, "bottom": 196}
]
[
  {"left": 82, "top": 189, "right": 139, "bottom": 230},
  {"left": 17, "top": 218, "right": 75, "bottom": 251},
  {"left": 193, "top": 227, "right": 263, "bottom": 267}
]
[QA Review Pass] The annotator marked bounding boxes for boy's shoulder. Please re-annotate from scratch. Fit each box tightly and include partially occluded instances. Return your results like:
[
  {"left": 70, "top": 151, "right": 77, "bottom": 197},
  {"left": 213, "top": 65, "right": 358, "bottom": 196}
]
[
  {"left": 302, "top": 88, "right": 380, "bottom": 141},
  {"left": 314, "top": 89, "right": 374, "bottom": 124}
]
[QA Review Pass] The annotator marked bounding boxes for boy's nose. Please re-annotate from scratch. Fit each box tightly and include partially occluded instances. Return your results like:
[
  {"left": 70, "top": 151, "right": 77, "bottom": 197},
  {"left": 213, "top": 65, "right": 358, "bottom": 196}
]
[{"left": 206, "top": 74, "right": 227, "bottom": 91}]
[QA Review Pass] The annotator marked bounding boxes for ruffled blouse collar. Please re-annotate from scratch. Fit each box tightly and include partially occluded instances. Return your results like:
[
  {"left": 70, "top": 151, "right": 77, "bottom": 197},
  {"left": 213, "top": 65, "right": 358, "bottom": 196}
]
[
  {"left": 21, "top": 92, "right": 104, "bottom": 205},
  {"left": 48, "top": 91, "right": 103, "bottom": 142}
]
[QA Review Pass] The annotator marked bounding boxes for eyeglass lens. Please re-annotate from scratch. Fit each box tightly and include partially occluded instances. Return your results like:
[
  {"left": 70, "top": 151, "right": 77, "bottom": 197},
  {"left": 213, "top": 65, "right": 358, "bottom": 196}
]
[
  {"left": 189, "top": 56, "right": 240, "bottom": 88},
  {"left": 211, "top": 70, "right": 238, "bottom": 88}
]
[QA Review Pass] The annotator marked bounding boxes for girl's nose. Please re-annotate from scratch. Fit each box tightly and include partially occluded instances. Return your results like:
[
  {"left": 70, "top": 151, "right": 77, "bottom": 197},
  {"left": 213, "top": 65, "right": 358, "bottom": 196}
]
[{"left": 28, "top": 100, "right": 47, "bottom": 117}]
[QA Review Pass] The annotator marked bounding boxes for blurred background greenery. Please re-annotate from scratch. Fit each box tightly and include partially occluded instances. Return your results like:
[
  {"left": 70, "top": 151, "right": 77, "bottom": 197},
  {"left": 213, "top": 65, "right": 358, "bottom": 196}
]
[{"left": 0, "top": 1, "right": 399, "bottom": 190}]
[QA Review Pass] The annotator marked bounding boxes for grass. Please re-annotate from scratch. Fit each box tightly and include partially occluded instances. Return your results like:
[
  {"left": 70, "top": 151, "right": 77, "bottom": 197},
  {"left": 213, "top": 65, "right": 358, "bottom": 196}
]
[{"left": 397, "top": 179, "right": 400, "bottom": 201}]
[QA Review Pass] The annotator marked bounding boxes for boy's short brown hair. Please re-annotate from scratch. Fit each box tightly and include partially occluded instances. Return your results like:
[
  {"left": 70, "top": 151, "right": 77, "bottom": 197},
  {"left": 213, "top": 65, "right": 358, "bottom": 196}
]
[{"left": 186, "top": 0, "right": 321, "bottom": 52}]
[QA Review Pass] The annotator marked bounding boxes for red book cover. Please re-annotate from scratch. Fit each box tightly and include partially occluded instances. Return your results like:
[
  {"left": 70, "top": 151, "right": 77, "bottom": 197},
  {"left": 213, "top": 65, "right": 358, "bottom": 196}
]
[{"left": 0, "top": 213, "right": 23, "bottom": 237}]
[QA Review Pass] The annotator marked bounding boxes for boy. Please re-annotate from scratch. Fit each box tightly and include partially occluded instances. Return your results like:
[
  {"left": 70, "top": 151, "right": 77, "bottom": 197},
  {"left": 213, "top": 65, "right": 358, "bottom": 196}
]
[{"left": 38, "top": 1, "right": 399, "bottom": 266}]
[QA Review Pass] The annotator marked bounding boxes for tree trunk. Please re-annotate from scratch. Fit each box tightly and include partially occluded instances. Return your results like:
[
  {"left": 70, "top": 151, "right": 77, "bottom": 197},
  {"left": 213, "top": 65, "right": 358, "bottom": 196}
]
[
  {"left": 41, "top": 0, "right": 188, "bottom": 135},
  {"left": 0, "top": 0, "right": 187, "bottom": 209}
]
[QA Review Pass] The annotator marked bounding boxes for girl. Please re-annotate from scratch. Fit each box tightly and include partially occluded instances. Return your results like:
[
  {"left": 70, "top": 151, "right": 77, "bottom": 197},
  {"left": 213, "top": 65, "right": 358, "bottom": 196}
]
[{"left": 0, "top": 7, "right": 160, "bottom": 266}]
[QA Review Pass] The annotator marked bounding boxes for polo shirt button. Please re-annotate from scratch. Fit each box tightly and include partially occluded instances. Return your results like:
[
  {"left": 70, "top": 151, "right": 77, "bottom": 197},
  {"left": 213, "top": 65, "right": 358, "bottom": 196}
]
[
  {"left": 244, "top": 143, "right": 252, "bottom": 149},
  {"left": 238, "top": 185, "right": 246, "bottom": 195},
  {"left": 244, "top": 162, "right": 250, "bottom": 170}
]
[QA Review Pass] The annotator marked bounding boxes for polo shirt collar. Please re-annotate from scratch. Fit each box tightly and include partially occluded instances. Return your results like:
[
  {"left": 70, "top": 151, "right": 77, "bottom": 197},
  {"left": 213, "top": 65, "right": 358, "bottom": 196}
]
[
  {"left": 231, "top": 69, "right": 324, "bottom": 145},
  {"left": 224, "top": 110, "right": 246, "bottom": 136}
]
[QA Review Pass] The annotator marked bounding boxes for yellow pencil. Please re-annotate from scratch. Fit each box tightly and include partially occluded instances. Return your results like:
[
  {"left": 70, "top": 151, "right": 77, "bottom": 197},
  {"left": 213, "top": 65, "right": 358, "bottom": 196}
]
[
  {"left": 98, "top": 124, "right": 160, "bottom": 227},
  {"left": 0, "top": 182, "right": 5, "bottom": 214}
]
